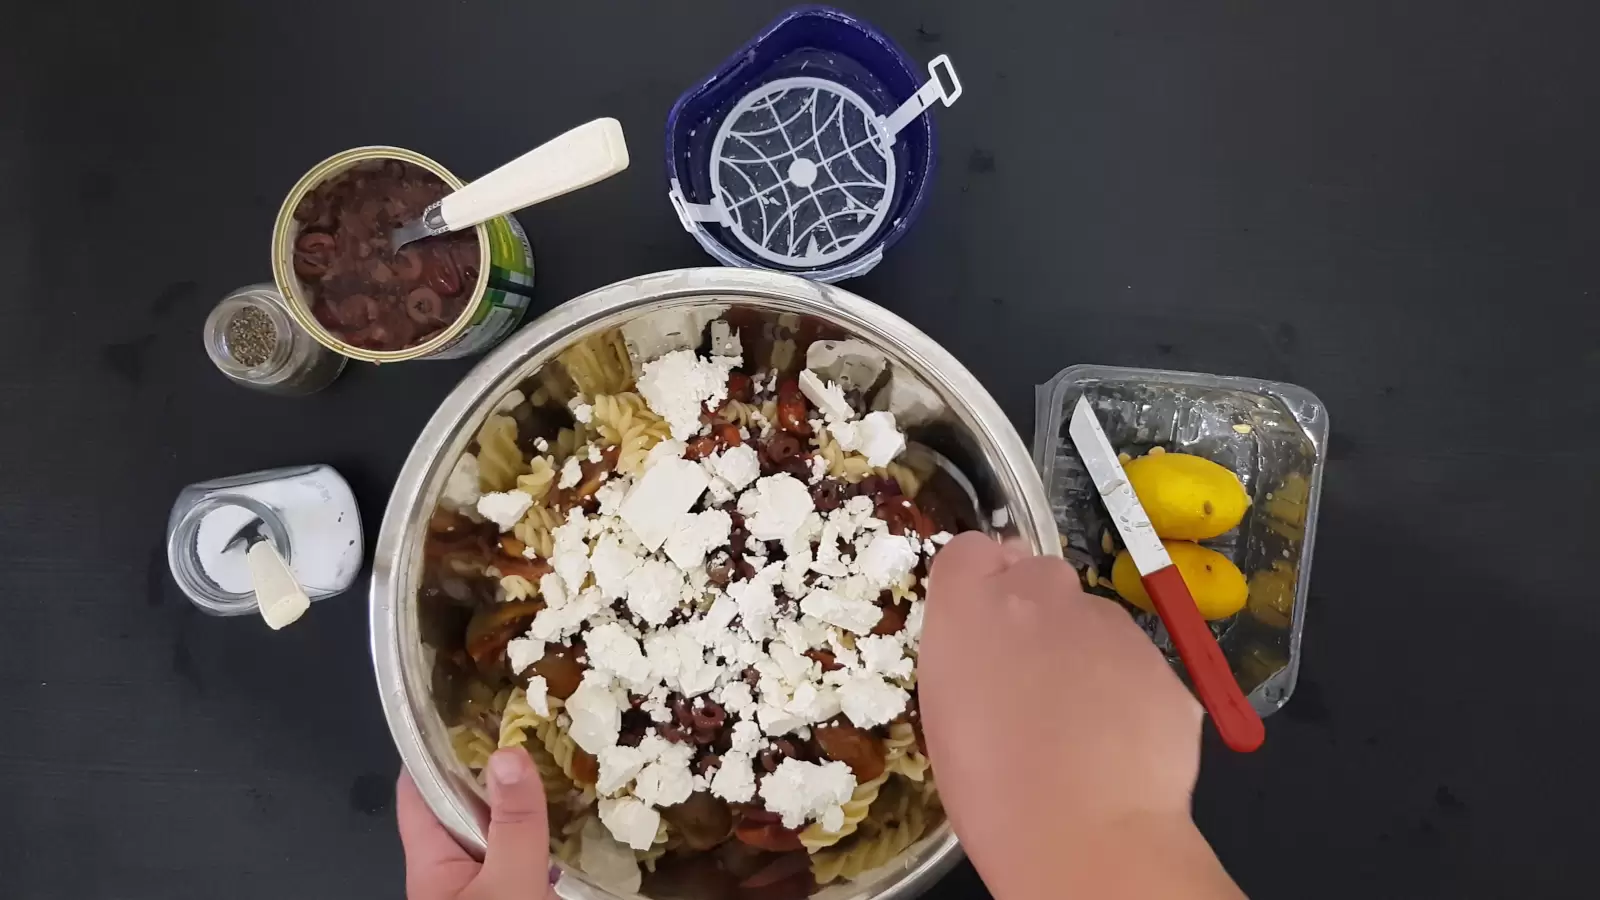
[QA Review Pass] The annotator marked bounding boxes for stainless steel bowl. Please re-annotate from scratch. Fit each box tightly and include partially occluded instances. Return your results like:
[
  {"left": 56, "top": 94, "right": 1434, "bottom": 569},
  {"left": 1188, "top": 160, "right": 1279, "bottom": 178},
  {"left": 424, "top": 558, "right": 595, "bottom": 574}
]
[{"left": 371, "top": 268, "right": 1059, "bottom": 900}]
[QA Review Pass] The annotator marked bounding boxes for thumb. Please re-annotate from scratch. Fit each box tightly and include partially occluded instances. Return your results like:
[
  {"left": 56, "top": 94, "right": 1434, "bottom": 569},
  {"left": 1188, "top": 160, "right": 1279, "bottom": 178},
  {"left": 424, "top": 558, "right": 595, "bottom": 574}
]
[{"left": 471, "top": 748, "right": 553, "bottom": 897}]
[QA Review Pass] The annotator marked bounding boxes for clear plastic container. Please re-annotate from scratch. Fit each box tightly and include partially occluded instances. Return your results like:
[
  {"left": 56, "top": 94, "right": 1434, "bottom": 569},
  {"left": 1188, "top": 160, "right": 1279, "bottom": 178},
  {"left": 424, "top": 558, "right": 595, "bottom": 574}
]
[
  {"left": 203, "top": 284, "right": 346, "bottom": 394},
  {"left": 166, "top": 464, "right": 363, "bottom": 616},
  {"left": 1034, "top": 365, "right": 1329, "bottom": 715}
]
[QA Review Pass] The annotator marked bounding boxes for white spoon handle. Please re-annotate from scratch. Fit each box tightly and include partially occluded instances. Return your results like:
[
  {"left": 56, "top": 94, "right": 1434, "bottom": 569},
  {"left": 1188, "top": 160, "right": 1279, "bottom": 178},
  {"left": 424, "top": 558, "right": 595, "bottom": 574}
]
[
  {"left": 438, "top": 118, "right": 630, "bottom": 231},
  {"left": 247, "top": 540, "right": 311, "bottom": 630}
]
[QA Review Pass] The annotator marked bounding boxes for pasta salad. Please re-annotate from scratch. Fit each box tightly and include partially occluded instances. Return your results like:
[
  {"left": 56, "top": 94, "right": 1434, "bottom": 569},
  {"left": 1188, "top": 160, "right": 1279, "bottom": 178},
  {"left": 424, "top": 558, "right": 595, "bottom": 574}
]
[{"left": 420, "top": 310, "right": 959, "bottom": 899}]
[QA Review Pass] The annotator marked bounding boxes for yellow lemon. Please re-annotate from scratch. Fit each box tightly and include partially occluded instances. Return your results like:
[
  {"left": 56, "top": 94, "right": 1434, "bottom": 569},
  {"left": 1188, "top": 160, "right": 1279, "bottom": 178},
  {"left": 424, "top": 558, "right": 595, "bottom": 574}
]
[
  {"left": 1110, "top": 541, "right": 1248, "bottom": 621},
  {"left": 1123, "top": 452, "right": 1250, "bottom": 541}
]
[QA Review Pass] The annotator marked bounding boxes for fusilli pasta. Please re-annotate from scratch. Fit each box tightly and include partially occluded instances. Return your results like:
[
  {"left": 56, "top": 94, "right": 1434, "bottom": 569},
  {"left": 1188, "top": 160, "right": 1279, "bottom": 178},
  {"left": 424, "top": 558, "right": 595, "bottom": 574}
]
[
  {"left": 590, "top": 392, "right": 672, "bottom": 476},
  {"left": 810, "top": 782, "right": 930, "bottom": 884},
  {"left": 721, "top": 398, "right": 777, "bottom": 436},
  {"left": 498, "top": 573, "right": 538, "bottom": 602},
  {"left": 512, "top": 503, "right": 561, "bottom": 559},
  {"left": 799, "top": 769, "right": 889, "bottom": 851},
  {"left": 515, "top": 455, "right": 558, "bottom": 501},
  {"left": 449, "top": 723, "right": 496, "bottom": 773},
  {"left": 813, "top": 429, "right": 875, "bottom": 483},
  {"left": 559, "top": 331, "right": 633, "bottom": 397},
  {"left": 476, "top": 414, "right": 528, "bottom": 492},
  {"left": 883, "top": 722, "right": 928, "bottom": 782},
  {"left": 499, "top": 688, "right": 575, "bottom": 797}
]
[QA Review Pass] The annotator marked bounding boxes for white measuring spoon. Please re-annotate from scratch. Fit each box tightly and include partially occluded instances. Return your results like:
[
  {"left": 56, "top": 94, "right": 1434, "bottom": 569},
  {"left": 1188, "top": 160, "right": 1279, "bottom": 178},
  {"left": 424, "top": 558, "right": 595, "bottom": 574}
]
[{"left": 391, "top": 117, "right": 630, "bottom": 251}]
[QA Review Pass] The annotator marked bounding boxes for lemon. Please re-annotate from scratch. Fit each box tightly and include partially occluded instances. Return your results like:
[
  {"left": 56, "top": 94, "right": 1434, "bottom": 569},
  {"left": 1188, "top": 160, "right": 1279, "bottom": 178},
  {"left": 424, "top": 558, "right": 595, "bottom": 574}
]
[
  {"left": 1124, "top": 452, "right": 1250, "bottom": 541},
  {"left": 1110, "top": 541, "right": 1248, "bottom": 621}
]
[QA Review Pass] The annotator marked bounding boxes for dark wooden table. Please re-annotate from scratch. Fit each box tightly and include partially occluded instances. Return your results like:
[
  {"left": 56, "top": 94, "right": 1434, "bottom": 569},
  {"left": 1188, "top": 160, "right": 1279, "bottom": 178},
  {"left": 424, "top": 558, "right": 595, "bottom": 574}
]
[{"left": 4, "top": 1, "right": 1596, "bottom": 897}]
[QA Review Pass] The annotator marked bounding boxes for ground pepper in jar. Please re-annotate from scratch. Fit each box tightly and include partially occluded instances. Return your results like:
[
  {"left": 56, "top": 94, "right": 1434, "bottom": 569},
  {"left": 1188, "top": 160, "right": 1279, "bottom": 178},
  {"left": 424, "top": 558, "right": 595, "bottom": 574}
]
[
  {"left": 204, "top": 285, "right": 346, "bottom": 395},
  {"left": 224, "top": 306, "right": 277, "bottom": 367}
]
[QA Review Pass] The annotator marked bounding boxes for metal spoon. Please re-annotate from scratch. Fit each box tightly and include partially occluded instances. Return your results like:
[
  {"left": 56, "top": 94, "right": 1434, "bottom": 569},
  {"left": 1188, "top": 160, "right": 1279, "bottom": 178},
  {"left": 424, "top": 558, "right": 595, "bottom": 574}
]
[
  {"left": 902, "top": 441, "right": 989, "bottom": 536},
  {"left": 390, "top": 118, "right": 629, "bottom": 252}
]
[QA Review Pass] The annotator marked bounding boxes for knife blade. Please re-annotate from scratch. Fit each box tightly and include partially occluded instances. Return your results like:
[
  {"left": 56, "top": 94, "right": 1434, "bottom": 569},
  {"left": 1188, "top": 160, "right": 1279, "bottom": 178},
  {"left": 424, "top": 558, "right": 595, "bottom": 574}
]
[{"left": 1070, "top": 396, "right": 1265, "bottom": 753}]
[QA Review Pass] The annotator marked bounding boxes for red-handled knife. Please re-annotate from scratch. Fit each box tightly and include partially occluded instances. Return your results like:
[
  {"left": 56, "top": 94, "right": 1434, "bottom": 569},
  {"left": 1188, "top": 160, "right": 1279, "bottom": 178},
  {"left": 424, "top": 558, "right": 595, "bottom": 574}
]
[{"left": 1069, "top": 396, "right": 1266, "bottom": 753}]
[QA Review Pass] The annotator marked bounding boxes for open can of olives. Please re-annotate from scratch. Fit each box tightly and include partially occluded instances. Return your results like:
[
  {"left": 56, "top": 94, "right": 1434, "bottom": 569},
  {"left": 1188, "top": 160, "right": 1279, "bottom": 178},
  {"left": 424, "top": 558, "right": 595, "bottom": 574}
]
[{"left": 272, "top": 146, "right": 536, "bottom": 363}]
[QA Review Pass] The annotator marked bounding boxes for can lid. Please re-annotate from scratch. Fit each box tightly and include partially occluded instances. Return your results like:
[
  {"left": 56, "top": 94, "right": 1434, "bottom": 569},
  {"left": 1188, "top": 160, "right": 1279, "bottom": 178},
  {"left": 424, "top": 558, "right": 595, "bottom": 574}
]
[{"left": 665, "top": 7, "right": 961, "bottom": 283}]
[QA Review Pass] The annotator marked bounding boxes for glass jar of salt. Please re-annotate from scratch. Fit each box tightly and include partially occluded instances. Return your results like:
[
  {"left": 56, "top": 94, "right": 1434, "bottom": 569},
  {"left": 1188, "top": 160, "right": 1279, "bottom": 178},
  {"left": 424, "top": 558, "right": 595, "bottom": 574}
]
[
  {"left": 166, "top": 464, "right": 363, "bottom": 617},
  {"left": 204, "top": 284, "right": 346, "bottom": 394}
]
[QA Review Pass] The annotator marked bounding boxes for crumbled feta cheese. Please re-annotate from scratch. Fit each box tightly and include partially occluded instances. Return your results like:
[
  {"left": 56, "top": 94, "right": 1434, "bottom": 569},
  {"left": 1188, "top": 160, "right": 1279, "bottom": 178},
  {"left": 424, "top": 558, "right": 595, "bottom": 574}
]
[
  {"left": 719, "top": 682, "right": 757, "bottom": 720},
  {"left": 567, "top": 672, "right": 624, "bottom": 754},
  {"left": 872, "top": 370, "right": 942, "bottom": 427},
  {"left": 578, "top": 816, "right": 642, "bottom": 894},
  {"left": 729, "top": 564, "right": 783, "bottom": 641},
  {"left": 643, "top": 684, "right": 673, "bottom": 723},
  {"left": 809, "top": 455, "right": 828, "bottom": 484},
  {"left": 644, "top": 438, "right": 686, "bottom": 471},
  {"left": 524, "top": 675, "right": 551, "bottom": 717},
  {"left": 534, "top": 437, "right": 550, "bottom": 453},
  {"left": 637, "top": 349, "right": 738, "bottom": 440},
  {"left": 835, "top": 670, "right": 910, "bottom": 728},
  {"left": 596, "top": 744, "right": 649, "bottom": 797},
  {"left": 706, "top": 477, "right": 735, "bottom": 505},
  {"left": 634, "top": 756, "right": 695, "bottom": 808},
  {"left": 441, "top": 453, "right": 482, "bottom": 512},
  {"left": 798, "top": 370, "right": 855, "bottom": 424},
  {"left": 706, "top": 444, "right": 761, "bottom": 493},
  {"left": 858, "top": 531, "right": 919, "bottom": 590},
  {"left": 620, "top": 457, "right": 710, "bottom": 551},
  {"left": 529, "top": 586, "right": 603, "bottom": 643},
  {"left": 551, "top": 508, "right": 592, "bottom": 593},
  {"left": 586, "top": 622, "right": 656, "bottom": 692},
  {"left": 664, "top": 509, "right": 732, "bottom": 572},
  {"left": 595, "top": 479, "right": 629, "bottom": 516},
  {"left": 991, "top": 507, "right": 1011, "bottom": 529},
  {"left": 569, "top": 399, "right": 594, "bottom": 424},
  {"left": 758, "top": 704, "right": 808, "bottom": 737},
  {"left": 857, "top": 634, "right": 914, "bottom": 679},
  {"left": 737, "top": 474, "right": 815, "bottom": 542},
  {"left": 759, "top": 759, "right": 857, "bottom": 829},
  {"left": 506, "top": 636, "right": 544, "bottom": 675},
  {"left": 709, "top": 751, "right": 757, "bottom": 802},
  {"left": 588, "top": 443, "right": 603, "bottom": 463},
  {"left": 800, "top": 587, "right": 882, "bottom": 635},
  {"left": 558, "top": 455, "right": 583, "bottom": 490},
  {"left": 645, "top": 627, "right": 723, "bottom": 698},
  {"left": 785, "top": 682, "right": 843, "bottom": 724},
  {"left": 625, "top": 559, "right": 684, "bottom": 626},
  {"left": 857, "top": 411, "right": 905, "bottom": 468},
  {"left": 540, "top": 572, "right": 569, "bottom": 608},
  {"left": 476, "top": 490, "right": 534, "bottom": 532},
  {"left": 598, "top": 796, "right": 663, "bottom": 851},
  {"left": 589, "top": 535, "right": 641, "bottom": 601}
]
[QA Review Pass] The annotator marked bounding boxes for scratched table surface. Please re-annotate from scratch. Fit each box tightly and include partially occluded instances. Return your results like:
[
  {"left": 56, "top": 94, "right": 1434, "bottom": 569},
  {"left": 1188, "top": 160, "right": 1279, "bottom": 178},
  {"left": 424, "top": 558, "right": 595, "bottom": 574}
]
[{"left": 3, "top": 1, "right": 1597, "bottom": 897}]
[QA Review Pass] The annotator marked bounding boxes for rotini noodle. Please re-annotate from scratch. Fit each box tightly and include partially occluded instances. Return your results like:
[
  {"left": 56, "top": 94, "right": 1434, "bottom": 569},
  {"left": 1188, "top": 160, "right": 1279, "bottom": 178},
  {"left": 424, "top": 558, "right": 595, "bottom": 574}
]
[
  {"left": 514, "top": 455, "right": 558, "bottom": 501},
  {"left": 883, "top": 460, "right": 924, "bottom": 499},
  {"left": 591, "top": 392, "right": 672, "bottom": 476},
  {"left": 634, "top": 819, "right": 672, "bottom": 871},
  {"left": 721, "top": 398, "right": 778, "bottom": 436},
  {"left": 512, "top": 503, "right": 561, "bottom": 559},
  {"left": 498, "top": 573, "right": 539, "bottom": 602},
  {"left": 476, "top": 414, "right": 528, "bottom": 492},
  {"left": 448, "top": 723, "right": 496, "bottom": 773},
  {"left": 799, "top": 768, "right": 889, "bottom": 851},
  {"left": 499, "top": 688, "right": 575, "bottom": 797},
  {"left": 883, "top": 722, "right": 929, "bottom": 782},
  {"left": 559, "top": 331, "right": 633, "bottom": 397},
  {"left": 813, "top": 429, "right": 875, "bottom": 483},
  {"left": 810, "top": 783, "right": 930, "bottom": 884}
]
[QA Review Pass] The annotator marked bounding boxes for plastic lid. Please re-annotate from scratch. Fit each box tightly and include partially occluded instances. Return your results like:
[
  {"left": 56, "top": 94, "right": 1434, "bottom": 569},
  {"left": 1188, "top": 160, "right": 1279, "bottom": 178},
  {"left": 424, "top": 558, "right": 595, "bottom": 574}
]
[{"left": 666, "top": 7, "right": 961, "bottom": 283}]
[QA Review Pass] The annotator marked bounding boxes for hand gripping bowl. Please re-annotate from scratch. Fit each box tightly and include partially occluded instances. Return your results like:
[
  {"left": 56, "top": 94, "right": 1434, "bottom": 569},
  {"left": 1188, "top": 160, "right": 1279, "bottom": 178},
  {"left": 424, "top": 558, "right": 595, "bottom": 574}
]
[{"left": 370, "top": 268, "right": 1059, "bottom": 900}]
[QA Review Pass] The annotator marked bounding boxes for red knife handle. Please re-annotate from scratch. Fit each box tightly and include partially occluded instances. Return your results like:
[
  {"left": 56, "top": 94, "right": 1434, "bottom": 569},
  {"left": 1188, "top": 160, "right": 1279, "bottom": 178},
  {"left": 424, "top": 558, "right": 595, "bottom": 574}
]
[{"left": 1140, "top": 566, "right": 1266, "bottom": 753}]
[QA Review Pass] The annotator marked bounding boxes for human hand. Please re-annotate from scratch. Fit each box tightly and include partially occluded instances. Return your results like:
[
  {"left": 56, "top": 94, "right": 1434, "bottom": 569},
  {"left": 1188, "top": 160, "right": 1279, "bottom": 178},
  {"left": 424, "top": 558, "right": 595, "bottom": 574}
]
[
  {"left": 919, "top": 534, "right": 1243, "bottom": 899},
  {"left": 397, "top": 748, "right": 555, "bottom": 900}
]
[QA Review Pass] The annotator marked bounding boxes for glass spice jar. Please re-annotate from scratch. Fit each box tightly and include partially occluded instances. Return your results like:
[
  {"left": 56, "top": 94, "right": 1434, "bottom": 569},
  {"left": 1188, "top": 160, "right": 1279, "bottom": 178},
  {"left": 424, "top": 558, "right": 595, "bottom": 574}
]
[{"left": 204, "top": 283, "right": 346, "bottom": 394}]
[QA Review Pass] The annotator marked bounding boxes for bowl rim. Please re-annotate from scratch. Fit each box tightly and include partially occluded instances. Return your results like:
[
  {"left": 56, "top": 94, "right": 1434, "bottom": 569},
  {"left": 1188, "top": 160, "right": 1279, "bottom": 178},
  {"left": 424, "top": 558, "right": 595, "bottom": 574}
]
[{"left": 370, "top": 267, "right": 1059, "bottom": 898}]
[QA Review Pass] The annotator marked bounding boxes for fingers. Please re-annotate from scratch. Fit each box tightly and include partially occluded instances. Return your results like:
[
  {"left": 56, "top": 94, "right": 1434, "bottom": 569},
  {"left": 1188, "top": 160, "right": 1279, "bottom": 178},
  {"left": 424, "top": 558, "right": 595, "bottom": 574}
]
[
  {"left": 471, "top": 748, "right": 552, "bottom": 897},
  {"left": 397, "top": 769, "right": 479, "bottom": 899}
]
